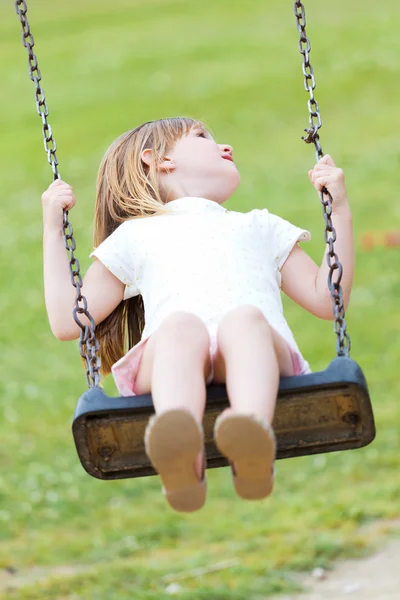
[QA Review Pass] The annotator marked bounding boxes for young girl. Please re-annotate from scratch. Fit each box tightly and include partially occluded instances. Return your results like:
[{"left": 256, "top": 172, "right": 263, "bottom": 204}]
[{"left": 42, "top": 117, "right": 354, "bottom": 513}]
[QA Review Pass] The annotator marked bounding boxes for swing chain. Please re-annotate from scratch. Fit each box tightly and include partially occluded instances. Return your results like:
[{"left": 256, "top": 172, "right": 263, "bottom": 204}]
[
  {"left": 15, "top": 0, "right": 101, "bottom": 387},
  {"left": 14, "top": 0, "right": 59, "bottom": 178},
  {"left": 294, "top": 0, "right": 350, "bottom": 357}
]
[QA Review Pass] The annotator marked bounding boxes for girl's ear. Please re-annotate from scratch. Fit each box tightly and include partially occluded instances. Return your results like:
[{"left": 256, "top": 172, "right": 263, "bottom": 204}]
[
  {"left": 141, "top": 149, "right": 175, "bottom": 173},
  {"left": 141, "top": 149, "right": 152, "bottom": 167}
]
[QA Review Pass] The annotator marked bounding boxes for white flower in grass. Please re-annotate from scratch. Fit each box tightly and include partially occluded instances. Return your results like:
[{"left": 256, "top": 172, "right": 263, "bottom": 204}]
[
  {"left": 165, "top": 583, "right": 183, "bottom": 595},
  {"left": 46, "top": 490, "right": 59, "bottom": 503}
]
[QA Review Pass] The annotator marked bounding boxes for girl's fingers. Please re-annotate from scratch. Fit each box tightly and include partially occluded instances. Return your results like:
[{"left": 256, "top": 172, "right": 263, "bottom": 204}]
[
  {"left": 42, "top": 189, "right": 76, "bottom": 210},
  {"left": 48, "top": 179, "right": 73, "bottom": 191},
  {"left": 314, "top": 173, "right": 343, "bottom": 184},
  {"left": 310, "top": 170, "right": 344, "bottom": 188},
  {"left": 54, "top": 190, "right": 74, "bottom": 197},
  {"left": 309, "top": 171, "right": 334, "bottom": 183},
  {"left": 55, "top": 186, "right": 73, "bottom": 193},
  {"left": 312, "top": 168, "right": 341, "bottom": 180},
  {"left": 313, "top": 165, "right": 335, "bottom": 172},
  {"left": 50, "top": 179, "right": 65, "bottom": 188},
  {"left": 60, "top": 196, "right": 76, "bottom": 209},
  {"left": 314, "top": 178, "right": 332, "bottom": 189},
  {"left": 316, "top": 154, "right": 336, "bottom": 167},
  {"left": 309, "top": 157, "right": 346, "bottom": 201},
  {"left": 314, "top": 174, "right": 333, "bottom": 183}
]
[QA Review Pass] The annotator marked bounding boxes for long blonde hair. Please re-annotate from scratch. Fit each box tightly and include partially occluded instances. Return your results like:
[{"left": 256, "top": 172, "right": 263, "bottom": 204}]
[{"left": 93, "top": 117, "right": 208, "bottom": 376}]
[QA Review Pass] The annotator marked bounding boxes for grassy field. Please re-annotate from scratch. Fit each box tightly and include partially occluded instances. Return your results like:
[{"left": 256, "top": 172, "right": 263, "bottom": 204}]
[{"left": 1, "top": 0, "right": 400, "bottom": 598}]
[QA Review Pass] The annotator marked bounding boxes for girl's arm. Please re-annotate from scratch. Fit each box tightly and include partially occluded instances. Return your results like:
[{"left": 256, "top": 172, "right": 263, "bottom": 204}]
[
  {"left": 42, "top": 180, "right": 124, "bottom": 340},
  {"left": 281, "top": 155, "right": 354, "bottom": 320}
]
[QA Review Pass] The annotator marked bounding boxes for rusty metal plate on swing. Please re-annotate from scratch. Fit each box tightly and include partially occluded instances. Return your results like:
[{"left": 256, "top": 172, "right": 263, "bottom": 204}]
[{"left": 72, "top": 357, "right": 375, "bottom": 480}]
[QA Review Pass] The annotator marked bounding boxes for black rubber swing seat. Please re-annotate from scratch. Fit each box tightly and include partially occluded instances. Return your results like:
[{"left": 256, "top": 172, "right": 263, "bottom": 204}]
[{"left": 72, "top": 356, "right": 375, "bottom": 480}]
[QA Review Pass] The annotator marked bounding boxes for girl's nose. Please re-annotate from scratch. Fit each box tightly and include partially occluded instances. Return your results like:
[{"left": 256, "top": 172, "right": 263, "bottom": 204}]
[{"left": 220, "top": 144, "right": 233, "bottom": 156}]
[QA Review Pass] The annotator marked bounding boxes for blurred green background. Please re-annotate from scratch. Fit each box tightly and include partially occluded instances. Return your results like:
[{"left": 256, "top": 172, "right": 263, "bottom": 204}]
[{"left": 0, "top": 0, "right": 399, "bottom": 598}]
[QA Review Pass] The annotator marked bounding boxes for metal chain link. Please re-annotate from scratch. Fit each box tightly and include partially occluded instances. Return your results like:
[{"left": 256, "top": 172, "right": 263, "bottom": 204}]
[
  {"left": 294, "top": 0, "right": 350, "bottom": 357},
  {"left": 15, "top": 0, "right": 101, "bottom": 386}
]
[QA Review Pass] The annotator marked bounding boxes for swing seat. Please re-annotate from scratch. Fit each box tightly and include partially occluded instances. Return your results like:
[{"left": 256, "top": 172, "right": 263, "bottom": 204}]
[{"left": 72, "top": 356, "right": 375, "bottom": 480}]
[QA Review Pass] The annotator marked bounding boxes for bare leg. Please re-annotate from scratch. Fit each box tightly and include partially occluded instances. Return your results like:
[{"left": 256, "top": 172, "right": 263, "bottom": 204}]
[
  {"left": 212, "top": 305, "right": 294, "bottom": 500},
  {"left": 135, "top": 312, "right": 211, "bottom": 485},
  {"left": 135, "top": 312, "right": 211, "bottom": 422},
  {"left": 214, "top": 305, "right": 294, "bottom": 424}
]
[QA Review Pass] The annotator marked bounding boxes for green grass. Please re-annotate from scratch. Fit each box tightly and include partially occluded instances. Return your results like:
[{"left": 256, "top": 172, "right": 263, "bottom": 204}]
[{"left": 1, "top": 0, "right": 400, "bottom": 598}]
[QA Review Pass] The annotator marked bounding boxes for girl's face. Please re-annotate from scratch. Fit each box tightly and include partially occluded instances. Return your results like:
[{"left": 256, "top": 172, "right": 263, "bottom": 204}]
[{"left": 165, "top": 126, "right": 240, "bottom": 202}]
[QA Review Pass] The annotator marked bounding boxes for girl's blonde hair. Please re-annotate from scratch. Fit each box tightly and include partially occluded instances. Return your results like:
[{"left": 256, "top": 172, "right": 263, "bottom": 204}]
[{"left": 93, "top": 117, "right": 208, "bottom": 376}]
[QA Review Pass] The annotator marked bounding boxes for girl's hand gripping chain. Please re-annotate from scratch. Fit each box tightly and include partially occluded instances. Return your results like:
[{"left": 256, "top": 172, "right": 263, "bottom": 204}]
[
  {"left": 41, "top": 179, "right": 76, "bottom": 230},
  {"left": 308, "top": 155, "right": 348, "bottom": 211}
]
